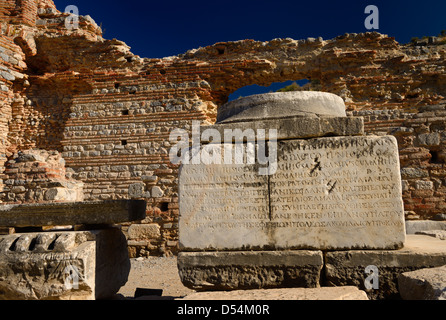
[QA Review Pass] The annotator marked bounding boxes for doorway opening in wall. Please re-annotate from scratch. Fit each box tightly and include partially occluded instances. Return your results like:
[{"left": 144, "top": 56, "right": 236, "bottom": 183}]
[{"left": 228, "top": 79, "right": 311, "bottom": 102}]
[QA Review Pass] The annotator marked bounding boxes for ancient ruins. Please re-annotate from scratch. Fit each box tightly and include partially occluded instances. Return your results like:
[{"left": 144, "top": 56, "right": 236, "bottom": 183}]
[
  {"left": 177, "top": 91, "right": 446, "bottom": 300},
  {"left": 0, "top": 0, "right": 445, "bottom": 300},
  {"left": 0, "top": 200, "right": 145, "bottom": 299}
]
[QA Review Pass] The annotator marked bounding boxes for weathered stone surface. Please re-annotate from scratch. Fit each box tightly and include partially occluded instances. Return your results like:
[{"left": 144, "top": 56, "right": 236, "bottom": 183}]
[
  {"left": 415, "top": 230, "right": 446, "bottom": 240},
  {"left": 217, "top": 91, "right": 346, "bottom": 123},
  {"left": 0, "top": 149, "right": 84, "bottom": 204},
  {"left": 177, "top": 250, "right": 324, "bottom": 291},
  {"left": 0, "top": 227, "right": 130, "bottom": 300},
  {"left": 398, "top": 265, "right": 446, "bottom": 300},
  {"left": 325, "top": 235, "right": 446, "bottom": 300},
  {"left": 179, "top": 159, "right": 270, "bottom": 251},
  {"left": 405, "top": 220, "right": 446, "bottom": 234},
  {"left": 179, "top": 135, "right": 405, "bottom": 251},
  {"left": 151, "top": 186, "right": 164, "bottom": 198},
  {"left": 44, "top": 187, "right": 79, "bottom": 201},
  {"left": 202, "top": 116, "right": 364, "bottom": 142},
  {"left": 128, "top": 223, "right": 161, "bottom": 240},
  {"left": 0, "top": 200, "right": 146, "bottom": 227},
  {"left": 270, "top": 135, "right": 405, "bottom": 250},
  {"left": 181, "top": 286, "right": 369, "bottom": 300},
  {"left": 2, "top": 0, "right": 446, "bottom": 258}
]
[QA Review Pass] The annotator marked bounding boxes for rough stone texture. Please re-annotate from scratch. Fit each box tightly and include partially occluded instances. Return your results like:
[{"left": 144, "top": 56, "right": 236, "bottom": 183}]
[
  {"left": 128, "top": 223, "right": 161, "bottom": 240},
  {"left": 217, "top": 91, "right": 346, "bottom": 123},
  {"left": 325, "top": 234, "right": 446, "bottom": 300},
  {"left": 0, "top": 1, "right": 445, "bottom": 257},
  {"left": 398, "top": 265, "right": 446, "bottom": 300},
  {"left": 181, "top": 286, "right": 368, "bottom": 300},
  {"left": 179, "top": 158, "right": 270, "bottom": 251},
  {"left": 204, "top": 116, "right": 364, "bottom": 142},
  {"left": 0, "top": 149, "right": 84, "bottom": 204},
  {"left": 0, "top": 200, "right": 146, "bottom": 227},
  {"left": 405, "top": 220, "right": 446, "bottom": 234},
  {"left": 270, "top": 135, "right": 405, "bottom": 250},
  {"left": 177, "top": 250, "right": 323, "bottom": 291},
  {"left": 415, "top": 230, "right": 446, "bottom": 240},
  {"left": 0, "top": 227, "right": 130, "bottom": 300},
  {"left": 179, "top": 135, "right": 405, "bottom": 251}
]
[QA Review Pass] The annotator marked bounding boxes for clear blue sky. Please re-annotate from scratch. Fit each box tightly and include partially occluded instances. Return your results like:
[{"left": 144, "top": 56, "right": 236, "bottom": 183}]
[{"left": 53, "top": 0, "right": 446, "bottom": 99}]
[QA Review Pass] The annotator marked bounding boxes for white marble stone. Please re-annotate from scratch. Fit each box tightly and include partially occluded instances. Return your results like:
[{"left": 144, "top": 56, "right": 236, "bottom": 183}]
[
  {"left": 269, "top": 135, "right": 405, "bottom": 250},
  {"left": 217, "top": 91, "right": 346, "bottom": 123},
  {"left": 179, "top": 135, "right": 405, "bottom": 251}
]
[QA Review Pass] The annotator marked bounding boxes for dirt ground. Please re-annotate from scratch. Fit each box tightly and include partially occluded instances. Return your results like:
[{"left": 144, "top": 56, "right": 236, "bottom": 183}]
[{"left": 115, "top": 256, "right": 195, "bottom": 299}]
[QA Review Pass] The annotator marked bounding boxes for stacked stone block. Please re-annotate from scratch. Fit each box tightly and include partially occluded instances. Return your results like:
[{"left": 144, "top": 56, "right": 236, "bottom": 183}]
[
  {"left": 0, "top": 200, "right": 146, "bottom": 300},
  {"left": 0, "top": 149, "right": 83, "bottom": 205}
]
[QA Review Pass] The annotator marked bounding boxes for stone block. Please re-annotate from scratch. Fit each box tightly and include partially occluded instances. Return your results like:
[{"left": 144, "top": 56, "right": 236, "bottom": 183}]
[
  {"left": 415, "top": 230, "right": 446, "bottom": 240},
  {"left": 0, "top": 70, "right": 15, "bottom": 81},
  {"left": 405, "top": 220, "right": 446, "bottom": 234},
  {"left": 0, "top": 200, "right": 146, "bottom": 227},
  {"left": 11, "top": 186, "right": 26, "bottom": 193},
  {"left": 177, "top": 250, "right": 323, "bottom": 291},
  {"left": 179, "top": 135, "right": 405, "bottom": 251},
  {"left": 217, "top": 91, "right": 346, "bottom": 123},
  {"left": 181, "top": 286, "right": 368, "bottom": 300},
  {"left": 204, "top": 116, "right": 364, "bottom": 142},
  {"left": 128, "top": 183, "right": 145, "bottom": 198},
  {"left": 417, "top": 133, "right": 440, "bottom": 146},
  {"left": 325, "top": 235, "right": 446, "bottom": 300},
  {"left": 151, "top": 186, "right": 164, "bottom": 198},
  {"left": 128, "top": 223, "right": 161, "bottom": 240},
  {"left": 398, "top": 265, "right": 446, "bottom": 300},
  {"left": 0, "top": 227, "right": 130, "bottom": 300},
  {"left": 415, "top": 180, "right": 434, "bottom": 190}
]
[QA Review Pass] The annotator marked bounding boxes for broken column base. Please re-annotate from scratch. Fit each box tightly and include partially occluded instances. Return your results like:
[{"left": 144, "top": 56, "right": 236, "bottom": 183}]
[
  {"left": 0, "top": 227, "right": 130, "bottom": 300},
  {"left": 178, "top": 235, "right": 446, "bottom": 300}
]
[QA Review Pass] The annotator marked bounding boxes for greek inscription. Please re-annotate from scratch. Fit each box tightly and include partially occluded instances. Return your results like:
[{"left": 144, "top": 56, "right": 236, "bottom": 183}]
[{"left": 180, "top": 136, "right": 404, "bottom": 249}]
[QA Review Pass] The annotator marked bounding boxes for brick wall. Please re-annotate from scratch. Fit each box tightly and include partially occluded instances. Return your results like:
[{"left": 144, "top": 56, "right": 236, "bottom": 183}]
[
  {"left": 0, "top": 0, "right": 57, "bottom": 26},
  {"left": 351, "top": 105, "right": 446, "bottom": 220}
]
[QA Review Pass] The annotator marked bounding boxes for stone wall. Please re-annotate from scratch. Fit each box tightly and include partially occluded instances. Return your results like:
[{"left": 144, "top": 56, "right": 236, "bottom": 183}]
[
  {"left": 0, "top": 149, "right": 83, "bottom": 205},
  {"left": 351, "top": 103, "right": 446, "bottom": 220},
  {"left": 0, "top": 0, "right": 445, "bottom": 256}
]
